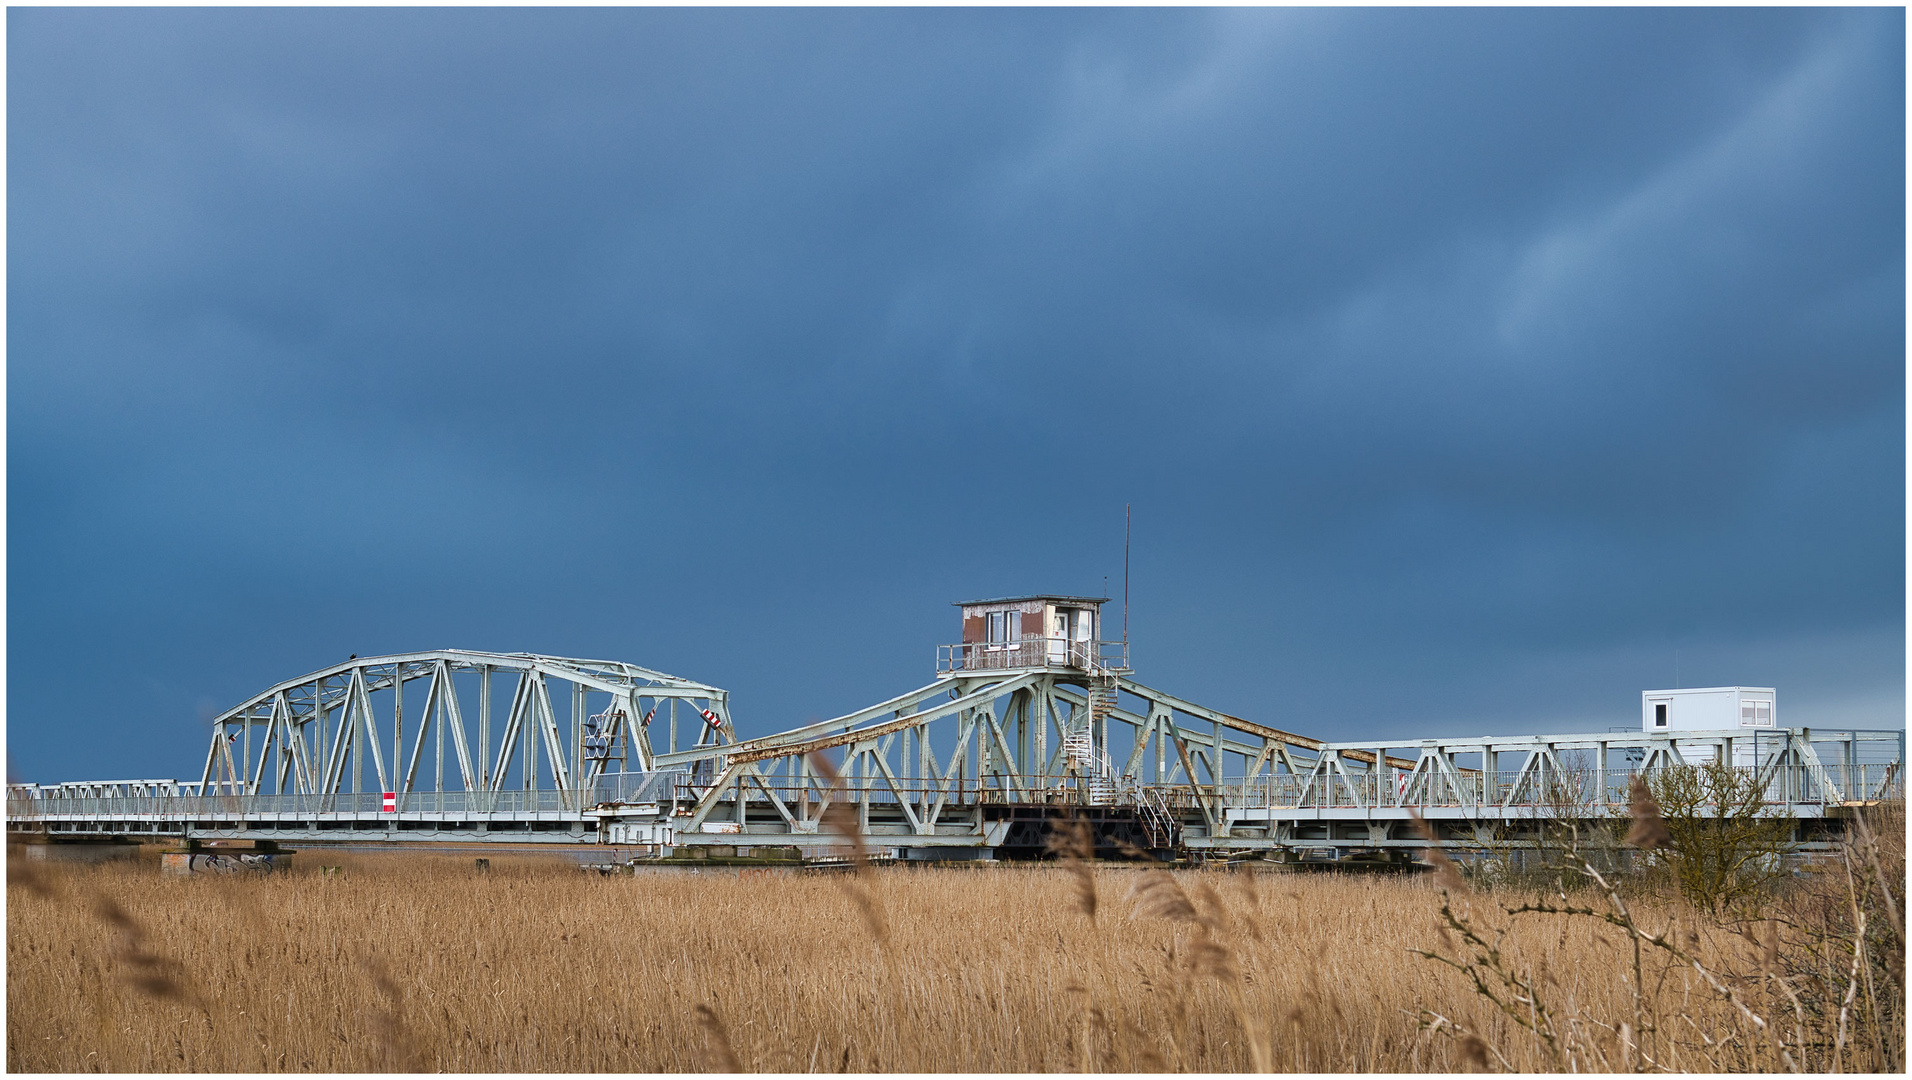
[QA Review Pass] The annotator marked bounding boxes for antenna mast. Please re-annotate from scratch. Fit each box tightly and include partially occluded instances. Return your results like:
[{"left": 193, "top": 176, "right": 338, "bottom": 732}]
[{"left": 1123, "top": 503, "right": 1131, "bottom": 648}]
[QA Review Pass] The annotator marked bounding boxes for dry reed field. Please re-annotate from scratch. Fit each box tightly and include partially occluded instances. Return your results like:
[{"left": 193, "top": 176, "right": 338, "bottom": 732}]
[{"left": 6, "top": 825, "right": 1904, "bottom": 1073}]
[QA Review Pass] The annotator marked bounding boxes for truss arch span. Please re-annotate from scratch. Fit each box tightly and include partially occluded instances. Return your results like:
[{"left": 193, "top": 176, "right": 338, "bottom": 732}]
[{"left": 200, "top": 649, "right": 734, "bottom": 811}]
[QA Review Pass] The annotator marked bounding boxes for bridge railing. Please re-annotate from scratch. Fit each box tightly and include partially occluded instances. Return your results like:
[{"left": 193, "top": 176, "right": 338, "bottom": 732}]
[
  {"left": 9, "top": 768, "right": 701, "bottom": 822},
  {"left": 11, "top": 761, "right": 1901, "bottom": 825},
  {"left": 7, "top": 788, "right": 591, "bottom": 820},
  {"left": 676, "top": 776, "right": 1135, "bottom": 812},
  {"left": 587, "top": 770, "right": 688, "bottom": 807},
  {"left": 1221, "top": 762, "right": 1902, "bottom": 812}
]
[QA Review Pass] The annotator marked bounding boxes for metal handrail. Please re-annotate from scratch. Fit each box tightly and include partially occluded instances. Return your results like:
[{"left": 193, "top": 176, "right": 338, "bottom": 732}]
[
  {"left": 9, "top": 788, "right": 584, "bottom": 819},
  {"left": 11, "top": 759, "right": 1900, "bottom": 823},
  {"left": 936, "top": 638, "right": 1128, "bottom": 674},
  {"left": 1218, "top": 763, "right": 1904, "bottom": 812}
]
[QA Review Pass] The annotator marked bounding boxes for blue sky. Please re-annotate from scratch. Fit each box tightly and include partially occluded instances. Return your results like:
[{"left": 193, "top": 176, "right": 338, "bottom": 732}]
[{"left": 8, "top": 7, "right": 1904, "bottom": 783}]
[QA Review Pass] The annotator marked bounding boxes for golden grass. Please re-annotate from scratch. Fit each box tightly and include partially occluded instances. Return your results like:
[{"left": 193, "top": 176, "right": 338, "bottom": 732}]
[{"left": 5, "top": 841, "right": 1899, "bottom": 1072}]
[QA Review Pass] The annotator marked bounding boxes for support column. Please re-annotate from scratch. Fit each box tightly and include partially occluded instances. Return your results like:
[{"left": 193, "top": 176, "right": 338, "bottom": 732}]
[
  {"left": 393, "top": 671, "right": 404, "bottom": 800},
  {"left": 1211, "top": 717, "right": 1222, "bottom": 791},
  {"left": 856, "top": 749, "right": 870, "bottom": 830},
  {"left": 799, "top": 755, "right": 811, "bottom": 827},
  {"left": 1017, "top": 694, "right": 1030, "bottom": 790},
  {"left": 435, "top": 680, "right": 445, "bottom": 796},
  {"left": 918, "top": 721, "right": 931, "bottom": 821},
  {"left": 1595, "top": 739, "right": 1606, "bottom": 810},
  {"left": 479, "top": 666, "right": 492, "bottom": 791},
  {"left": 574, "top": 681, "right": 587, "bottom": 805},
  {"left": 352, "top": 687, "right": 363, "bottom": 797},
  {"left": 1155, "top": 708, "right": 1169, "bottom": 784},
  {"left": 524, "top": 687, "right": 536, "bottom": 792}
]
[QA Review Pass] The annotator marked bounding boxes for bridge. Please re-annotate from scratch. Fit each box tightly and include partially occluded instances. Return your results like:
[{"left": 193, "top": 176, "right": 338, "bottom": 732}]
[{"left": 8, "top": 600, "right": 1904, "bottom": 862}]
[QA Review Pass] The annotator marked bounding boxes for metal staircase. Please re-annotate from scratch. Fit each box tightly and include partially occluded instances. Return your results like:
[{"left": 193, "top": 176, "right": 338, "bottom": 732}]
[
  {"left": 1137, "top": 785, "right": 1179, "bottom": 850},
  {"left": 1083, "top": 674, "right": 1124, "bottom": 804},
  {"left": 1063, "top": 728, "right": 1119, "bottom": 805},
  {"left": 1087, "top": 674, "right": 1120, "bottom": 723}
]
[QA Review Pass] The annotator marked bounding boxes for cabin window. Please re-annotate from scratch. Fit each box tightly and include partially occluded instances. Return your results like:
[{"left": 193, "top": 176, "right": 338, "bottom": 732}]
[{"left": 1654, "top": 703, "right": 1668, "bottom": 728}]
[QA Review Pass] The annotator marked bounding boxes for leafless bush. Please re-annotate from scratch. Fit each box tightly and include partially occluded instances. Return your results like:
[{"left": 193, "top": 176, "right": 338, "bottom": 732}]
[
  {"left": 1638, "top": 761, "right": 1795, "bottom": 914},
  {"left": 1409, "top": 795, "right": 1905, "bottom": 1073}
]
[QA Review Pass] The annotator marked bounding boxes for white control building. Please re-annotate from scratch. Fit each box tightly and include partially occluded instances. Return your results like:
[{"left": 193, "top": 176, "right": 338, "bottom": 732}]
[{"left": 1641, "top": 686, "right": 1776, "bottom": 766}]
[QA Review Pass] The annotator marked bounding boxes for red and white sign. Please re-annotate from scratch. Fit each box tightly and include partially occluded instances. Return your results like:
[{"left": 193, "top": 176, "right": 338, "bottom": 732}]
[
  {"left": 701, "top": 708, "right": 723, "bottom": 729},
  {"left": 382, "top": 792, "right": 397, "bottom": 812}
]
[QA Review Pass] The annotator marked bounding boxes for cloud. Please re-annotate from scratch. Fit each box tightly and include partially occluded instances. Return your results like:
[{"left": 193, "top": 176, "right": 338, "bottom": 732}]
[{"left": 6, "top": 8, "right": 1900, "bottom": 780}]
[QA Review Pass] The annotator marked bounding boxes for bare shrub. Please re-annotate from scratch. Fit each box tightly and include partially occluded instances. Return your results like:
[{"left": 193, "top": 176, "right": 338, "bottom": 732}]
[
  {"left": 1409, "top": 798, "right": 1905, "bottom": 1074},
  {"left": 1639, "top": 760, "right": 1795, "bottom": 914}
]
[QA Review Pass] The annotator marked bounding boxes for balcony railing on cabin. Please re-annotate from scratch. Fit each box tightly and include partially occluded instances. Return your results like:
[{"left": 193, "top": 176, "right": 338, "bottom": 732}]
[{"left": 937, "top": 636, "right": 1128, "bottom": 674}]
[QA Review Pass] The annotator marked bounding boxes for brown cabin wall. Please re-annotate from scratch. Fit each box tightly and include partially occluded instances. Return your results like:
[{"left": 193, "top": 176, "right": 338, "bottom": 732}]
[
  {"left": 963, "top": 599, "right": 1097, "bottom": 643},
  {"left": 962, "top": 611, "right": 986, "bottom": 644}
]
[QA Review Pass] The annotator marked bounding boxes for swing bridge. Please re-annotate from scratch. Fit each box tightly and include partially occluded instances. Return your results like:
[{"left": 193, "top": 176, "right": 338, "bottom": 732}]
[{"left": 8, "top": 639, "right": 1904, "bottom": 861}]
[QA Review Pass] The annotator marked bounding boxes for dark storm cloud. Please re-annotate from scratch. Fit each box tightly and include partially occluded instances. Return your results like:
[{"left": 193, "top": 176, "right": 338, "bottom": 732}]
[{"left": 7, "top": 7, "right": 1902, "bottom": 780}]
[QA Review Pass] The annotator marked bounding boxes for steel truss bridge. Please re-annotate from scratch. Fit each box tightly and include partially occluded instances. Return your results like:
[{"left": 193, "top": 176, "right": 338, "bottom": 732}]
[{"left": 8, "top": 647, "right": 1904, "bottom": 861}]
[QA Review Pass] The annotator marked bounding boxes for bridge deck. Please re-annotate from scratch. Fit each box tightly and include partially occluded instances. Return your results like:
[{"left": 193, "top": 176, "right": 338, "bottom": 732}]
[{"left": 12, "top": 758, "right": 1897, "bottom": 854}]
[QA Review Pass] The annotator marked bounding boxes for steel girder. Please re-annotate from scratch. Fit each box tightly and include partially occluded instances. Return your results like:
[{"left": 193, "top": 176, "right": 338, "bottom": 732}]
[
  {"left": 10, "top": 647, "right": 1903, "bottom": 853},
  {"left": 649, "top": 668, "right": 1412, "bottom": 843}
]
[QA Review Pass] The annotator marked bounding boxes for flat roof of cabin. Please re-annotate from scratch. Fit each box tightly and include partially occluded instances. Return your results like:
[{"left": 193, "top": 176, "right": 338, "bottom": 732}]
[{"left": 954, "top": 595, "right": 1112, "bottom": 607}]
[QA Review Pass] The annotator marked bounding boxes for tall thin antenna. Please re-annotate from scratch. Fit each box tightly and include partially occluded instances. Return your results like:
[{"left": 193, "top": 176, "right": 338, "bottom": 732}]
[{"left": 1123, "top": 503, "right": 1131, "bottom": 648}]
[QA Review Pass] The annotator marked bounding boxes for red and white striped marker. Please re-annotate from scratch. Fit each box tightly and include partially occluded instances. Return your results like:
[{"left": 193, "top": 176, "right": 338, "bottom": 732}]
[
  {"left": 381, "top": 792, "right": 397, "bottom": 812},
  {"left": 701, "top": 708, "right": 723, "bottom": 729}
]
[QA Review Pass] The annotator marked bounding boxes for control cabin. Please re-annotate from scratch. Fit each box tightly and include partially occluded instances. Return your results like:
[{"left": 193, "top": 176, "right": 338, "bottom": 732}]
[
  {"left": 944, "top": 594, "right": 1118, "bottom": 673},
  {"left": 1642, "top": 687, "right": 1776, "bottom": 733},
  {"left": 1642, "top": 686, "right": 1777, "bottom": 767}
]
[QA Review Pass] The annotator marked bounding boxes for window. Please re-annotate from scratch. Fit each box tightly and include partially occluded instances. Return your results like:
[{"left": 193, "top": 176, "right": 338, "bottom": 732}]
[
  {"left": 1741, "top": 700, "right": 1772, "bottom": 727},
  {"left": 1654, "top": 703, "right": 1668, "bottom": 728},
  {"left": 985, "top": 611, "right": 1022, "bottom": 644}
]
